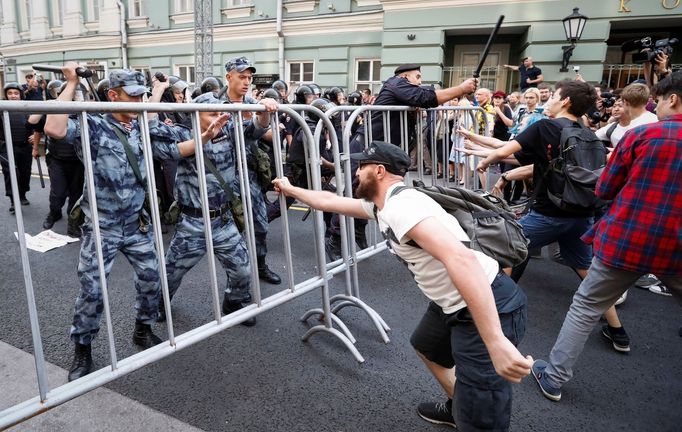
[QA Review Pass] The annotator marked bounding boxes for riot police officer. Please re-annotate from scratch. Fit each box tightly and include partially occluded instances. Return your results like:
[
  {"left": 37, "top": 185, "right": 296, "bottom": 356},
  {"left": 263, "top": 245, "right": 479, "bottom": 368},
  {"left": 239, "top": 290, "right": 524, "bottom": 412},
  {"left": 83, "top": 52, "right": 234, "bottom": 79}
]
[{"left": 1, "top": 83, "right": 33, "bottom": 213}]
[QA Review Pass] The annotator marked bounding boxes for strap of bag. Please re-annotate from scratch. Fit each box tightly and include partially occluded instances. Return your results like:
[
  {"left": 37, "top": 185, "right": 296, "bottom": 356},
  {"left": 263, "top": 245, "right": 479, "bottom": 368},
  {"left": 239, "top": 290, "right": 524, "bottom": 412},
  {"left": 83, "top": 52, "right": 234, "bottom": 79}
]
[
  {"left": 203, "top": 156, "right": 235, "bottom": 202},
  {"left": 111, "top": 126, "right": 145, "bottom": 186}
]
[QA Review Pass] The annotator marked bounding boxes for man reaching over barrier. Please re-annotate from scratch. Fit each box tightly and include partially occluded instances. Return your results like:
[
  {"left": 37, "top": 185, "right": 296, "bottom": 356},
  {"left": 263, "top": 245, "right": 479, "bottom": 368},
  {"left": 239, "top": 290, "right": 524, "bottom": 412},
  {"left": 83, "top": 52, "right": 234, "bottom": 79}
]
[{"left": 273, "top": 141, "right": 532, "bottom": 431}]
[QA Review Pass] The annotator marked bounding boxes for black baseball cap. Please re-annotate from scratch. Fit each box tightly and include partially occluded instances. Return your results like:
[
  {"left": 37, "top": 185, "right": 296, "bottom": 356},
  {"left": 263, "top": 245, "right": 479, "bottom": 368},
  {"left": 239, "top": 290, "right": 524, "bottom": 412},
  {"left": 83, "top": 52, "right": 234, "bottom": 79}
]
[
  {"left": 225, "top": 56, "right": 256, "bottom": 74},
  {"left": 394, "top": 64, "right": 421, "bottom": 75},
  {"left": 350, "top": 141, "right": 411, "bottom": 176}
]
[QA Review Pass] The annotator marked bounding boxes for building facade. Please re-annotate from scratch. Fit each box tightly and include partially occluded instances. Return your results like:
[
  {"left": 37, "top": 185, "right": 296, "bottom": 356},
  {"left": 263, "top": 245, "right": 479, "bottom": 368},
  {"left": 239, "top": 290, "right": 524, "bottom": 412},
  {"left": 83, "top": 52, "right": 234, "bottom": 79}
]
[{"left": 1, "top": 0, "right": 680, "bottom": 94}]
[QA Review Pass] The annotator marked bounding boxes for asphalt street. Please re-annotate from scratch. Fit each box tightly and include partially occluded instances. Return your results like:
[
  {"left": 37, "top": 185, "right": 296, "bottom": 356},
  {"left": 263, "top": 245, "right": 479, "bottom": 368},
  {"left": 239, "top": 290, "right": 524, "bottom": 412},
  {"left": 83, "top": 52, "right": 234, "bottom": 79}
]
[{"left": 1, "top": 176, "right": 681, "bottom": 431}]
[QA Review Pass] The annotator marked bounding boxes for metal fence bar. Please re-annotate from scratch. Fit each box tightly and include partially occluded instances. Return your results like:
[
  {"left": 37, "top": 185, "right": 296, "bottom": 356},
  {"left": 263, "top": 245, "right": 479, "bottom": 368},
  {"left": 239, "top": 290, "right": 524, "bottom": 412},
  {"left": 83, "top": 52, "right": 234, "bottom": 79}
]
[
  {"left": 2, "top": 111, "right": 50, "bottom": 401},
  {"left": 138, "top": 111, "right": 176, "bottom": 345},
  {"left": 78, "top": 111, "right": 119, "bottom": 372}
]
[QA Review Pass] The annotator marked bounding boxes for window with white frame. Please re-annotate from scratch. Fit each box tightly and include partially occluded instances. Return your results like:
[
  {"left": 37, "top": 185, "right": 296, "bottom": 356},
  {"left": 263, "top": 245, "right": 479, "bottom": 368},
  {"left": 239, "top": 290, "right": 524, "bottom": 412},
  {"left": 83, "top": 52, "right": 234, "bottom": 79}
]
[
  {"left": 175, "top": 65, "right": 195, "bottom": 85},
  {"left": 355, "top": 59, "right": 382, "bottom": 94},
  {"left": 51, "top": 0, "right": 64, "bottom": 26},
  {"left": 227, "top": 0, "right": 250, "bottom": 6},
  {"left": 176, "top": 0, "right": 193, "bottom": 13},
  {"left": 287, "top": 61, "right": 314, "bottom": 86},
  {"left": 86, "top": 0, "right": 101, "bottom": 22},
  {"left": 129, "top": 0, "right": 145, "bottom": 17}
]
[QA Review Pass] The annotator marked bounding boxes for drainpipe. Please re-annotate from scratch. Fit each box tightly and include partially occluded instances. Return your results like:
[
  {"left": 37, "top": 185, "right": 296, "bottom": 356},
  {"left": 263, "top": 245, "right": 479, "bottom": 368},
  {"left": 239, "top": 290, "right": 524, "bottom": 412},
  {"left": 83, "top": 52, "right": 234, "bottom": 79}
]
[
  {"left": 115, "top": 0, "right": 129, "bottom": 69},
  {"left": 277, "top": 0, "right": 284, "bottom": 80}
]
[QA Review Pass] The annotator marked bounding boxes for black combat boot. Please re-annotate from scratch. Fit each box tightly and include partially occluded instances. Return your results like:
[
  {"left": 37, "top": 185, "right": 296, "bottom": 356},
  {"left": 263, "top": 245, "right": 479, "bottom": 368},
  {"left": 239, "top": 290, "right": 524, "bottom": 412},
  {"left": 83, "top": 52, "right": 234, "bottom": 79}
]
[
  {"left": 68, "top": 342, "right": 94, "bottom": 382},
  {"left": 257, "top": 256, "right": 281, "bottom": 285},
  {"left": 132, "top": 321, "right": 163, "bottom": 348},
  {"left": 19, "top": 195, "right": 29, "bottom": 206},
  {"left": 222, "top": 297, "right": 256, "bottom": 327},
  {"left": 67, "top": 220, "right": 82, "bottom": 238},
  {"left": 43, "top": 211, "right": 63, "bottom": 229},
  {"left": 325, "top": 234, "right": 343, "bottom": 261}
]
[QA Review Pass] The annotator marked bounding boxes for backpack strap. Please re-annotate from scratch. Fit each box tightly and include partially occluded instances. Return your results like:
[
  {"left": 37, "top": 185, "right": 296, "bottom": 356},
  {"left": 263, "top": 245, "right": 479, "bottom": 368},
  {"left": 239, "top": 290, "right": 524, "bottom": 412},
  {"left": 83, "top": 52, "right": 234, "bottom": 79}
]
[
  {"left": 203, "top": 156, "right": 235, "bottom": 202},
  {"left": 373, "top": 185, "right": 421, "bottom": 248},
  {"left": 605, "top": 122, "right": 618, "bottom": 141},
  {"left": 111, "top": 126, "right": 145, "bottom": 187}
]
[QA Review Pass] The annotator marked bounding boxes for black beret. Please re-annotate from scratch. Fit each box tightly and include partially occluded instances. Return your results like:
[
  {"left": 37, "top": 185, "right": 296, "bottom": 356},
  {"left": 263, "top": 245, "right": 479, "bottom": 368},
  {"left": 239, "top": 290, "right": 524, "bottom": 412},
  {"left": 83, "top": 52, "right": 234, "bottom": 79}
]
[{"left": 394, "top": 64, "right": 421, "bottom": 75}]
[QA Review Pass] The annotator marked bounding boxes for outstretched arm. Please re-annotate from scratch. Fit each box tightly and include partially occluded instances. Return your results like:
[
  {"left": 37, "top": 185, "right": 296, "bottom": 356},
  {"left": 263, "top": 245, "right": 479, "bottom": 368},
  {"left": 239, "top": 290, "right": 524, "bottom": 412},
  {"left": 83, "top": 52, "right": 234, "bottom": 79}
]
[
  {"left": 407, "top": 217, "right": 533, "bottom": 383},
  {"left": 273, "top": 177, "right": 370, "bottom": 219}
]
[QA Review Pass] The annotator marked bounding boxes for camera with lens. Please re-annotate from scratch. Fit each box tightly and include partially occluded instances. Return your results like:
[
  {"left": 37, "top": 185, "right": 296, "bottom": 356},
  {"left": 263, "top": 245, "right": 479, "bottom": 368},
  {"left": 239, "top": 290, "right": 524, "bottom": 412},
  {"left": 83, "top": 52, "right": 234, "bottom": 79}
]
[
  {"left": 621, "top": 36, "right": 678, "bottom": 64},
  {"left": 600, "top": 92, "right": 616, "bottom": 109}
]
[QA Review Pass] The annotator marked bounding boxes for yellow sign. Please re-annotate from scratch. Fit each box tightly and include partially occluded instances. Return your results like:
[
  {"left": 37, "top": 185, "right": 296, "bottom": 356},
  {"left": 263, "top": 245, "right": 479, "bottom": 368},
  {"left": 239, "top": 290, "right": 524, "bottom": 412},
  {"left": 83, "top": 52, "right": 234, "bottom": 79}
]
[{"left": 619, "top": 0, "right": 631, "bottom": 12}]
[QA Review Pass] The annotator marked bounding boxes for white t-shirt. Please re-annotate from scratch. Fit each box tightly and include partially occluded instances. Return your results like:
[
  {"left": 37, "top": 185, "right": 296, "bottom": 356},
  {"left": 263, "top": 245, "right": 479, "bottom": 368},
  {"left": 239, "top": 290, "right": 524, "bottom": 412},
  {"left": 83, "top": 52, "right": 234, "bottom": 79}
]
[
  {"left": 361, "top": 183, "right": 500, "bottom": 314},
  {"left": 596, "top": 111, "right": 658, "bottom": 147}
]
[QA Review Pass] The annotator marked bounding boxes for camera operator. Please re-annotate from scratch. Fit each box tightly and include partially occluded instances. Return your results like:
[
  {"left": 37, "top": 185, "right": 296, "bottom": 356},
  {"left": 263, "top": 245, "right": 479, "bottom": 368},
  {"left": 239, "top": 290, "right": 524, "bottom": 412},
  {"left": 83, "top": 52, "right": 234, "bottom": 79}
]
[
  {"left": 22, "top": 73, "right": 45, "bottom": 101},
  {"left": 586, "top": 91, "right": 616, "bottom": 130}
]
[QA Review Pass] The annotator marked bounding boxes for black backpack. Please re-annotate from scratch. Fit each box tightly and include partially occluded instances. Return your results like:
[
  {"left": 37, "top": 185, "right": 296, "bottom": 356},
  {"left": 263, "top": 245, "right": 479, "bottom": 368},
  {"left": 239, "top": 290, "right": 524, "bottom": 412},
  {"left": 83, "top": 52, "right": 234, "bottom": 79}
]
[
  {"left": 544, "top": 118, "right": 607, "bottom": 213},
  {"left": 377, "top": 180, "right": 529, "bottom": 268}
]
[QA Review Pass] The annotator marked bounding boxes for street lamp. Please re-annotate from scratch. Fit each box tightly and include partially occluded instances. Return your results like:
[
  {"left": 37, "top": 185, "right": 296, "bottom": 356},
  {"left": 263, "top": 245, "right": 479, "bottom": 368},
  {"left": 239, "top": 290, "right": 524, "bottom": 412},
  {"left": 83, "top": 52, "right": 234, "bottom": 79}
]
[{"left": 560, "top": 7, "right": 588, "bottom": 72}]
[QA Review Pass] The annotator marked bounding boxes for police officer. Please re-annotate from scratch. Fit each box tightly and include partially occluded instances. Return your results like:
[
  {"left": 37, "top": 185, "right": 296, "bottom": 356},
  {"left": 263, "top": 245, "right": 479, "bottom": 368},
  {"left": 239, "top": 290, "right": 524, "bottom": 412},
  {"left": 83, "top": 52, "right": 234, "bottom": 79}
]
[
  {"left": 149, "top": 91, "right": 276, "bottom": 325},
  {"left": 44, "top": 64, "right": 165, "bottom": 382},
  {"left": 27, "top": 80, "right": 85, "bottom": 233},
  {"left": 1, "top": 83, "right": 33, "bottom": 214},
  {"left": 223, "top": 56, "right": 282, "bottom": 285}
]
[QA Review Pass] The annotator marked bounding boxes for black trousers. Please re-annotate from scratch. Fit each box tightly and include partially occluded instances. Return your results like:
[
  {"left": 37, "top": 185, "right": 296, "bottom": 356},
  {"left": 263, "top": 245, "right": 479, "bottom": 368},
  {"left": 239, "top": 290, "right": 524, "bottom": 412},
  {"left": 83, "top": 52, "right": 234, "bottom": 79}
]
[
  {"left": 1, "top": 150, "right": 32, "bottom": 199},
  {"left": 46, "top": 154, "right": 85, "bottom": 215}
]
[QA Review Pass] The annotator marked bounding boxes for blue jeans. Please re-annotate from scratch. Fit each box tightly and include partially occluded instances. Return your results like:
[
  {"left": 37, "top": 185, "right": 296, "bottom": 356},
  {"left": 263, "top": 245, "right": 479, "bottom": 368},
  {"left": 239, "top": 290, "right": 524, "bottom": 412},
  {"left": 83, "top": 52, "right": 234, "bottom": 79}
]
[{"left": 512, "top": 210, "right": 594, "bottom": 282}]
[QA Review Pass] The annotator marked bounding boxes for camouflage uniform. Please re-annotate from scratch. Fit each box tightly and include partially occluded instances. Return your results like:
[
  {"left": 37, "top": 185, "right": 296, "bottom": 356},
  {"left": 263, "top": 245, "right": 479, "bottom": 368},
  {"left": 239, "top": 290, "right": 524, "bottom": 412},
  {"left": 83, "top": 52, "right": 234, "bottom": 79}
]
[
  {"left": 149, "top": 115, "right": 267, "bottom": 302},
  {"left": 65, "top": 114, "right": 161, "bottom": 345},
  {"left": 225, "top": 95, "right": 270, "bottom": 262}
]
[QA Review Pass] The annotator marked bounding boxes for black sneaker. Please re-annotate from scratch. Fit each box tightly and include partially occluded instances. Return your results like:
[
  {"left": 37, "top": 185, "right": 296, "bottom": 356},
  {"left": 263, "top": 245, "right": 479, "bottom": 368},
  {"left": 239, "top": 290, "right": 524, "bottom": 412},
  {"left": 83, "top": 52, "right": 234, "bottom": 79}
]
[
  {"left": 601, "top": 325, "right": 630, "bottom": 353},
  {"left": 417, "top": 399, "right": 456, "bottom": 428},
  {"left": 222, "top": 298, "right": 256, "bottom": 326}
]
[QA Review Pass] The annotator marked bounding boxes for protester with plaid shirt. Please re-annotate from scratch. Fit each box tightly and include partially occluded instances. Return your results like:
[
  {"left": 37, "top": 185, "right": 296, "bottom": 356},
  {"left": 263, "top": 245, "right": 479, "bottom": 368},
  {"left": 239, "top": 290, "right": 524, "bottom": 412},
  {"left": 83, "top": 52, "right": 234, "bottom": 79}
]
[{"left": 531, "top": 71, "right": 682, "bottom": 402}]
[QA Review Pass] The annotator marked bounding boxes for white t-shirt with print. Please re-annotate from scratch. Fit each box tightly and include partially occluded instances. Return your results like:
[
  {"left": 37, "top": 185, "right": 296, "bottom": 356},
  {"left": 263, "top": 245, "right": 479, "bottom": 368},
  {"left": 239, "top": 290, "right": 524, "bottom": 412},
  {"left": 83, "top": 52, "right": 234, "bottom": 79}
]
[{"left": 361, "top": 183, "right": 499, "bottom": 314}]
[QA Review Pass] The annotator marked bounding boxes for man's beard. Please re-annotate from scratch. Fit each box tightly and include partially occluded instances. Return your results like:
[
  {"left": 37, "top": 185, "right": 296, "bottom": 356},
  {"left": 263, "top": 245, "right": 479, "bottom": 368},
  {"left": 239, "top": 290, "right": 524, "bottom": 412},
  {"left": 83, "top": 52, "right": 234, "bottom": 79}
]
[{"left": 355, "top": 173, "right": 379, "bottom": 201}]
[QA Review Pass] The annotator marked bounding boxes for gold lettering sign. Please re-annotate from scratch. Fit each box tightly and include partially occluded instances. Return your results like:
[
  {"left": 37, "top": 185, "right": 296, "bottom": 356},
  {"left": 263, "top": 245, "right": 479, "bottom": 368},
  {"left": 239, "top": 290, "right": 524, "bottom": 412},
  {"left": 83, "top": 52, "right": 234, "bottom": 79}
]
[
  {"left": 619, "top": 0, "right": 631, "bottom": 12},
  {"left": 662, "top": 0, "right": 680, "bottom": 9}
]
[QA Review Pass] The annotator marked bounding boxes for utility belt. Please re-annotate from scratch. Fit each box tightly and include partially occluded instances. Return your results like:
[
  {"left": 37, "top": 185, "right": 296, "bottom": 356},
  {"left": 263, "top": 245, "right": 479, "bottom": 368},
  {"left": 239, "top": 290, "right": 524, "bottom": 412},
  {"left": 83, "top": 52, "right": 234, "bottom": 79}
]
[{"left": 179, "top": 202, "right": 230, "bottom": 219}]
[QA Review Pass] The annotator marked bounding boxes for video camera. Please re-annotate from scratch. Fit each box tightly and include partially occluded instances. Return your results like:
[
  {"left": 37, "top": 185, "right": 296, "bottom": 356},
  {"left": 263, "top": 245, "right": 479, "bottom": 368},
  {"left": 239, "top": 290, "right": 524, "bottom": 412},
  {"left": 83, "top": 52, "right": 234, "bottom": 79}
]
[{"left": 621, "top": 36, "right": 678, "bottom": 64}]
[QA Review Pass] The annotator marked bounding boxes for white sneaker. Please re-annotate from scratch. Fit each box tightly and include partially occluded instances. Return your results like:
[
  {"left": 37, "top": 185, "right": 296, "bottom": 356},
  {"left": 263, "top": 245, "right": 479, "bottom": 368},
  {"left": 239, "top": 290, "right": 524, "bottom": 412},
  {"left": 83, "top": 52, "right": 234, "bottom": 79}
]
[
  {"left": 635, "top": 274, "right": 661, "bottom": 289},
  {"left": 649, "top": 284, "right": 672, "bottom": 297},
  {"left": 615, "top": 290, "right": 628, "bottom": 306}
]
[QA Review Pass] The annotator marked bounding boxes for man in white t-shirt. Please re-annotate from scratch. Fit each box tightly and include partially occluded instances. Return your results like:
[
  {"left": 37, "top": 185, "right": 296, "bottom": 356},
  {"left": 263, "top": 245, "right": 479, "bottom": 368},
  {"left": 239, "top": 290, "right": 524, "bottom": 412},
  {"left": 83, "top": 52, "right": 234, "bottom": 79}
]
[{"left": 273, "top": 141, "right": 532, "bottom": 431}]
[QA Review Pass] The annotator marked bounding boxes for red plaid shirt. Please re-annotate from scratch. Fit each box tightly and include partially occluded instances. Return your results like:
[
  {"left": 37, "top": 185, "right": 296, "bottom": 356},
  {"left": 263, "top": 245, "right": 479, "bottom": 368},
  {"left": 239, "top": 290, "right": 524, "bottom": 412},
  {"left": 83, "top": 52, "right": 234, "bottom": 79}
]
[{"left": 582, "top": 114, "right": 682, "bottom": 276}]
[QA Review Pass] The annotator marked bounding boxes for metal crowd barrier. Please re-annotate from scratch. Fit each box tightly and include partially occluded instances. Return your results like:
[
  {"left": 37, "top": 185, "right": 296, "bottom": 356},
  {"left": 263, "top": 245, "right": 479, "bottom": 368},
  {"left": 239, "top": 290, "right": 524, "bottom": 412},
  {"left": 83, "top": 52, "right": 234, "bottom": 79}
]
[
  {"left": 0, "top": 99, "right": 491, "bottom": 429},
  {"left": 0, "top": 100, "right": 361, "bottom": 429}
]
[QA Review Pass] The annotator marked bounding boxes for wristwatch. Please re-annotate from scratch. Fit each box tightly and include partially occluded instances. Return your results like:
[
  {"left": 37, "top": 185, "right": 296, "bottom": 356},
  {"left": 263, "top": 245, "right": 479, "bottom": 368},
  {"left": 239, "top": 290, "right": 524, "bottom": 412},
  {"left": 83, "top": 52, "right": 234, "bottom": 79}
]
[{"left": 500, "top": 172, "right": 510, "bottom": 182}]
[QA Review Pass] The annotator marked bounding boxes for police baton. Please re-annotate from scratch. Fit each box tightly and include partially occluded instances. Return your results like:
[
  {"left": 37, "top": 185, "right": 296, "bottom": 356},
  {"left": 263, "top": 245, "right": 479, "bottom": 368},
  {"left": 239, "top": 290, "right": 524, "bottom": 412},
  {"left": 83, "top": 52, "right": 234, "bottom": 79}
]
[
  {"left": 473, "top": 15, "right": 505, "bottom": 80},
  {"left": 32, "top": 63, "right": 94, "bottom": 78},
  {"left": 35, "top": 156, "right": 45, "bottom": 188}
]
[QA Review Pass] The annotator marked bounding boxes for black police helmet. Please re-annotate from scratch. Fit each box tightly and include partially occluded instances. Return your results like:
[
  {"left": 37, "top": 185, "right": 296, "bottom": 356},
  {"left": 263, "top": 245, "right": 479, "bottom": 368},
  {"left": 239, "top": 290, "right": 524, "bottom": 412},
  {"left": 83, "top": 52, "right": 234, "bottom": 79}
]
[
  {"left": 46, "top": 79, "right": 64, "bottom": 100},
  {"left": 190, "top": 87, "right": 203, "bottom": 100},
  {"left": 272, "top": 79, "right": 288, "bottom": 93},
  {"left": 3, "top": 82, "right": 23, "bottom": 99},
  {"left": 324, "top": 87, "right": 344, "bottom": 104},
  {"left": 308, "top": 83, "right": 322, "bottom": 97},
  {"left": 96, "top": 79, "right": 110, "bottom": 102},
  {"left": 262, "top": 88, "right": 281, "bottom": 101},
  {"left": 295, "top": 85, "right": 314, "bottom": 104},
  {"left": 348, "top": 91, "right": 362, "bottom": 106},
  {"left": 200, "top": 77, "right": 223, "bottom": 94}
]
